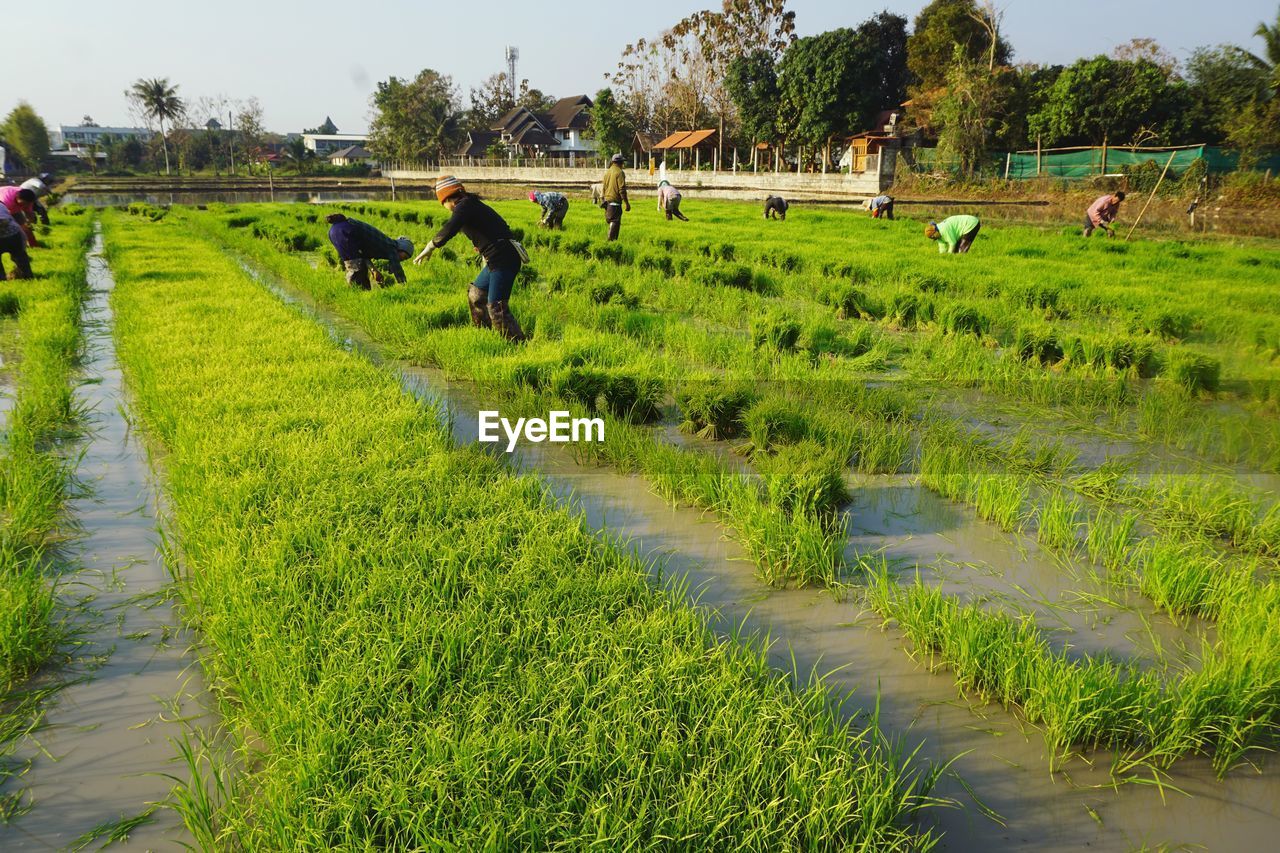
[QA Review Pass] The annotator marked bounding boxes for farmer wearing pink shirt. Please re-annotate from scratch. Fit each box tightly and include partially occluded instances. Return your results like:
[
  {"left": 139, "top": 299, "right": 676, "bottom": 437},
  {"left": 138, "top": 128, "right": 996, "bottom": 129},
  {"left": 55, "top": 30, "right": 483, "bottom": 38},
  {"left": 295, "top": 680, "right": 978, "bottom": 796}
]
[
  {"left": 0, "top": 186, "right": 38, "bottom": 248},
  {"left": 1083, "top": 191, "right": 1125, "bottom": 238}
]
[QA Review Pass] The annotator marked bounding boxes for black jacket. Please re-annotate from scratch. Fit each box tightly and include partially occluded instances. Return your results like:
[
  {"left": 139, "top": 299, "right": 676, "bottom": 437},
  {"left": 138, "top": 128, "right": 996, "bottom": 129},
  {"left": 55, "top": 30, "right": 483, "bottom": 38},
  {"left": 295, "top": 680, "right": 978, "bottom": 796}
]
[{"left": 431, "top": 195, "right": 519, "bottom": 268}]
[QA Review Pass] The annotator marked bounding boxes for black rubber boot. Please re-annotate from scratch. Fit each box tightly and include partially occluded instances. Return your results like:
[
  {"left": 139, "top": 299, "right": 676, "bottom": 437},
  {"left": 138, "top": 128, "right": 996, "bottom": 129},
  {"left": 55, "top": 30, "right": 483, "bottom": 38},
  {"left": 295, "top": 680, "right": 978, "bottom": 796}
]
[
  {"left": 467, "top": 285, "right": 491, "bottom": 328},
  {"left": 489, "top": 300, "right": 527, "bottom": 342}
]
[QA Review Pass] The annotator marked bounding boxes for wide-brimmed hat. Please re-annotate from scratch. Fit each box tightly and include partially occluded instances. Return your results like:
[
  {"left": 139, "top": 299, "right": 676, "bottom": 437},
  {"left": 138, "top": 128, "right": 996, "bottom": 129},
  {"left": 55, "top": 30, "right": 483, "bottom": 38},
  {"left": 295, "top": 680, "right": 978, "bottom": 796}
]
[
  {"left": 610, "top": 153, "right": 624, "bottom": 164},
  {"left": 395, "top": 236, "right": 414, "bottom": 256},
  {"left": 434, "top": 175, "right": 464, "bottom": 203}
]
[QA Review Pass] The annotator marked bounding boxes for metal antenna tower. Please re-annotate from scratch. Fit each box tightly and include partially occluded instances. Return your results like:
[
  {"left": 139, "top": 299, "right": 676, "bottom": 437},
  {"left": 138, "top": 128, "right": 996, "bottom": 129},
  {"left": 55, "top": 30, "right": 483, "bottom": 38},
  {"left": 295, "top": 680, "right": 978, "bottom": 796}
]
[{"left": 505, "top": 46, "right": 519, "bottom": 102}]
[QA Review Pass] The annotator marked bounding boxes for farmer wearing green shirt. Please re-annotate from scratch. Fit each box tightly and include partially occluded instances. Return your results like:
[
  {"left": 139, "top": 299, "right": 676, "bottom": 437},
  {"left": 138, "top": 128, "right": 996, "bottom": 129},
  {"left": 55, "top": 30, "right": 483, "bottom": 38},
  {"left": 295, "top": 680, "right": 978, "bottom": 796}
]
[{"left": 926, "top": 215, "right": 981, "bottom": 254}]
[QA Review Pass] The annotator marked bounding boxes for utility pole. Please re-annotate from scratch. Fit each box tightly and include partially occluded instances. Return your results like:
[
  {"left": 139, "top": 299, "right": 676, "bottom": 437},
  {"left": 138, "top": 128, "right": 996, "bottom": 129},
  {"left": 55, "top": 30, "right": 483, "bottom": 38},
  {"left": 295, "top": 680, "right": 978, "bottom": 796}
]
[{"left": 228, "top": 110, "right": 236, "bottom": 176}]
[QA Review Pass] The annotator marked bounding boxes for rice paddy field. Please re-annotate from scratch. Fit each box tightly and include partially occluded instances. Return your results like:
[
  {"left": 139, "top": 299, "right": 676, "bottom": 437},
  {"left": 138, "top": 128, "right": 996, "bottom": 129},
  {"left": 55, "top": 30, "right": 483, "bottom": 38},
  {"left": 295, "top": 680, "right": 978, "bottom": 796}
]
[{"left": 3, "top": 192, "right": 1280, "bottom": 850}]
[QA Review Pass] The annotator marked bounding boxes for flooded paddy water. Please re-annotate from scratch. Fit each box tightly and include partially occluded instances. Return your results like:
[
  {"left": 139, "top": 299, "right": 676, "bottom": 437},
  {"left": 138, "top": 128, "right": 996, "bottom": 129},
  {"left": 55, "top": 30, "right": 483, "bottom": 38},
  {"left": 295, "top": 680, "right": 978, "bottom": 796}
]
[
  {"left": 238, "top": 254, "right": 1280, "bottom": 851},
  {"left": 0, "top": 229, "right": 205, "bottom": 850}
]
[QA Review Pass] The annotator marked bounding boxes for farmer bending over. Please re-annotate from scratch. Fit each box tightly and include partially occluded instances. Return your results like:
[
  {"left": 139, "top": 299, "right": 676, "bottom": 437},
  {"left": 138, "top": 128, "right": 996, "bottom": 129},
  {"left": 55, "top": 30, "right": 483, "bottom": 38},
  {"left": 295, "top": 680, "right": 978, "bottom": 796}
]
[
  {"left": 657, "top": 180, "right": 689, "bottom": 221},
  {"left": 414, "top": 176, "right": 528, "bottom": 342},
  {"left": 0, "top": 204, "right": 33, "bottom": 279},
  {"left": 325, "top": 212, "right": 411, "bottom": 290},
  {"left": 868, "top": 194, "right": 895, "bottom": 220},
  {"left": 1083, "top": 191, "right": 1125, "bottom": 237},
  {"left": 600, "top": 153, "right": 630, "bottom": 241},
  {"left": 20, "top": 174, "right": 55, "bottom": 225},
  {"left": 0, "top": 187, "right": 38, "bottom": 248},
  {"left": 763, "top": 195, "right": 788, "bottom": 220},
  {"left": 926, "top": 215, "right": 981, "bottom": 254},
  {"left": 529, "top": 190, "right": 569, "bottom": 230}
]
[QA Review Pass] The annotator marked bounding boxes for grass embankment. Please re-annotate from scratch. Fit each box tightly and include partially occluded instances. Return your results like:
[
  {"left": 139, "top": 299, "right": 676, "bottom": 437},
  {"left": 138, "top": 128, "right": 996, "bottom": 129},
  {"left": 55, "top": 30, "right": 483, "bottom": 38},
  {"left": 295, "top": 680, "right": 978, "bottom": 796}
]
[
  {"left": 0, "top": 211, "right": 93, "bottom": 814},
  {"left": 174, "top": 200, "right": 1280, "bottom": 775},
  {"left": 103, "top": 209, "right": 939, "bottom": 850}
]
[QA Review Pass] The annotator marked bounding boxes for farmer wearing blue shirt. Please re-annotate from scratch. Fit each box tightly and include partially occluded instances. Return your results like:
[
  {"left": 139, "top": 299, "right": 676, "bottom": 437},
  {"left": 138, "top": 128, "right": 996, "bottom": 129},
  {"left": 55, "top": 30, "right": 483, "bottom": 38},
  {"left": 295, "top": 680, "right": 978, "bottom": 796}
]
[
  {"left": 325, "top": 213, "right": 412, "bottom": 289},
  {"left": 868, "top": 194, "right": 895, "bottom": 220},
  {"left": 528, "top": 190, "right": 569, "bottom": 230},
  {"left": 926, "top": 215, "right": 981, "bottom": 254}
]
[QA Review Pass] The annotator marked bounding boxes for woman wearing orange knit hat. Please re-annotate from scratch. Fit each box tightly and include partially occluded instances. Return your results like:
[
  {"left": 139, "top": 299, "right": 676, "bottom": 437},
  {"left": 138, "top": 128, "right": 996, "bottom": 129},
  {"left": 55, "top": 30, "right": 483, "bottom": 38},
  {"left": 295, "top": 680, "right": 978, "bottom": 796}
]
[{"left": 414, "top": 175, "right": 529, "bottom": 342}]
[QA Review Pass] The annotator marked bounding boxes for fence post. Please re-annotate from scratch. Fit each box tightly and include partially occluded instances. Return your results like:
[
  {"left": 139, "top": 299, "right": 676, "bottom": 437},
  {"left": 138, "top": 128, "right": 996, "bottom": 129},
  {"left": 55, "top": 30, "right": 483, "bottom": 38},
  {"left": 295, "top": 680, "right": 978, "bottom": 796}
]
[
  {"left": 1004, "top": 152, "right": 1011, "bottom": 180},
  {"left": 1100, "top": 135, "right": 1108, "bottom": 177},
  {"left": 1036, "top": 135, "right": 1042, "bottom": 176}
]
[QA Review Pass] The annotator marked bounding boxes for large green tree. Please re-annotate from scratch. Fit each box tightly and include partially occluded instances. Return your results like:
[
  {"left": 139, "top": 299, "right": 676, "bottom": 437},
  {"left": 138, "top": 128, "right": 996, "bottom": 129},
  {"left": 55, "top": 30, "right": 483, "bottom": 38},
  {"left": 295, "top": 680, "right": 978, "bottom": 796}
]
[
  {"left": 934, "top": 47, "right": 1014, "bottom": 176},
  {"left": 726, "top": 48, "right": 780, "bottom": 148},
  {"left": 907, "top": 0, "right": 1012, "bottom": 92},
  {"left": 1027, "top": 56, "right": 1193, "bottom": 146},
  {"left": 776, "top": 16, "right": 908, "bottom": 161},
  {"left": 1, "top": 103, "right": 50, "bottom": 170},
  {"left": 587, "top": 88, "right": 632, "bottom": 159},
  {"left": 366, "top": 69, "right": 463, "bottom": 163},
  {"left": 1187, "top": 46, "right": 1271, "bottom": 142},
  {"left": 127, "top": 77, "right": 185, "bottom": 174},
  {"left": 1243, "top": 6, "right": 1280, "bottom": 95}
]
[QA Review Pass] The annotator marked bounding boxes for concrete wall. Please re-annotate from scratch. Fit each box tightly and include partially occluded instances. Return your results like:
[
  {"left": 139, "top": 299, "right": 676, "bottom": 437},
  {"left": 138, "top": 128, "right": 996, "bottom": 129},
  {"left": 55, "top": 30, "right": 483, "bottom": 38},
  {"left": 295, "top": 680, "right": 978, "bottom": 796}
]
[{"left": 385, "top": 161, "right": 888, "bottom": 200}]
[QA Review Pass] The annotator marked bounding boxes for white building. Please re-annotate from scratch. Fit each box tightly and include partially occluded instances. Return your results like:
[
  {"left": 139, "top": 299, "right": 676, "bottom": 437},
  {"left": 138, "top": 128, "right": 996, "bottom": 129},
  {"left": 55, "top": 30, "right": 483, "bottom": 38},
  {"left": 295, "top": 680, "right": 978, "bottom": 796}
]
[
  {"left": 302, "top": 133, "right": 368, "bottom": 155},
  {"left": 48, "top": 124, "right": 152, "bottom": 152}
]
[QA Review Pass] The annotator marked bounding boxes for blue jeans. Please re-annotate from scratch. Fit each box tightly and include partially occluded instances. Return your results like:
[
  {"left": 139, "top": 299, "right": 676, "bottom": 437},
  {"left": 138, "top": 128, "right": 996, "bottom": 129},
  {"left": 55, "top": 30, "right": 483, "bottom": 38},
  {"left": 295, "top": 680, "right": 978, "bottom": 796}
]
[{"left": 473, "top": 263, "right": 521, "bottom": 303}]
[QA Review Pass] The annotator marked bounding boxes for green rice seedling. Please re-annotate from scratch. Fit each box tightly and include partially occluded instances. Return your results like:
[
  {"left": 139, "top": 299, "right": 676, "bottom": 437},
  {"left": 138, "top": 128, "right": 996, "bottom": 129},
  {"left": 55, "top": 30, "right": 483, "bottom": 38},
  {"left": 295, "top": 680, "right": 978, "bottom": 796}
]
[
  {"left": 549, "top": 365, "right": 609, "bottom": 410},
  {"left": 731, "top": 487, "right": 848, "bottom": 588},
  {"left": 741, "top": 397, "right": 809, "bottom": 456},
  {"left": 750, "top": 309, "right": 802, "bottom": 352},
  {"left": 1135, "top": 308, "right": 1194, "bottom": 341},
  {"left": 224, "top": 215, "right": 257, "bottom": 229},
  {"left": 756, "top": 441, "right": 851, "bottom": 518},
  {"left": 588, "top": 281, "right": 638, "bottom": 307},
  {"left": 913, "top": 274, "right": 951, "bottom": 294},
  {"left": 636, "top": 253, "right": 674, "bottom": 276},
  {"left": 1085, "top": 510, "right": 1138, "bottom": 570},
  {"left": 0, "top": 293, "right": 19, "bottom": 319},
  {"left": 1036, "top": 488, "right": 1083, "bottom": 553},
  {"left": 677, "top": 384, "right": 756, "bottom": 441},
  {"left": 691, "top": 263, "right": 764, "bottom": 293},
  {"left": 1013, "top": 325, "right": 1064, "bottom": 365},
  {"left": 887, "top": 292, "right": 927, "bottom": 330},
  {"left": 1165, "top": 350, "right": 1221, "bottom": 393},
  {"left": 971, "top": 473, "right": 1029, "bottom": 532},
  {"left": 104, "top": 211, "right": 939, "bottom": 849},
  {"left": 830, "top": 285, "right": 879, "bottom": 320},
  {"left": 600, "top": 372, "right": 664, "bottom": 423},
  {"left": 940, "top": 303, "right": 988, "bottom": 336}
]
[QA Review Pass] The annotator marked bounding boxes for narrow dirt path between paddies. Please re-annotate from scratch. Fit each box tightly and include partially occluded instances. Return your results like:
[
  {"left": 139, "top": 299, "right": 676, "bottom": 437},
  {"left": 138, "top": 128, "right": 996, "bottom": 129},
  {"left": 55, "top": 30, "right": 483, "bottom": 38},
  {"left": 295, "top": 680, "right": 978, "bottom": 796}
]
[
  {"left": 100, "top": 209, "right": 944, "bottom": 850},
  {"left": 183, "top": 202, "right": 1280, "bottom": 850},
  {"left": 1, "top": 225, "right": 206, "bottom": 850},
  {"left": 0, "top": 212, "right": 93, "bottom": 825}
]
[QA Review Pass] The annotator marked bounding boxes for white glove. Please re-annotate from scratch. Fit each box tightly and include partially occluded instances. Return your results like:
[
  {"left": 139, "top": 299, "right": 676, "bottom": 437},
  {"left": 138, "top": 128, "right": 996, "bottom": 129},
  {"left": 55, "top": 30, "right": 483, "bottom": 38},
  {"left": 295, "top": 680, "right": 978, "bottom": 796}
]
[{"left": 412, "top": 243, "right": 436, "bottom": 265}]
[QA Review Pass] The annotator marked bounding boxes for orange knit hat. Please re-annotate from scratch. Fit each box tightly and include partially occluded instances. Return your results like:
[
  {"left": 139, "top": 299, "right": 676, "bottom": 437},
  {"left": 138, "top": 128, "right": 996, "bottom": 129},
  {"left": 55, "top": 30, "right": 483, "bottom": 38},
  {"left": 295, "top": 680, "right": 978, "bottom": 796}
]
[{"left": 434, "top": 175, "right": 464, "bottom": 203}]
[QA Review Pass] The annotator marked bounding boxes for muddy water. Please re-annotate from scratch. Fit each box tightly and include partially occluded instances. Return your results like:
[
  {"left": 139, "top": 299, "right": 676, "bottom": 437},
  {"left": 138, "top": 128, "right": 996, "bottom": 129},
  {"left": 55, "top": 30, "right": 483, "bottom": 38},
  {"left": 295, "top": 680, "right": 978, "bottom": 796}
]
[
  {"left": 0, "top": 228, "right": 204, "bottom": 850},
  {"left": 247, "top": 264, "right": 1280, "bottom": 852}
]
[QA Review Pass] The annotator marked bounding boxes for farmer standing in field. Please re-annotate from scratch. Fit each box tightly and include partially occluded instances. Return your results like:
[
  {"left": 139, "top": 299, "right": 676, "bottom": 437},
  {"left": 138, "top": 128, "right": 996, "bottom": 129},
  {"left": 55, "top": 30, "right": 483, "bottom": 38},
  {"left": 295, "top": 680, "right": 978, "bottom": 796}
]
[
  {"left": 600, "top": 153, "right": 630, "bottom": 241},
  {"left": 0, "top": 203, "right": 33, "bottom": 279},
  {"left": 0, "top": 187, "right": 39, "bottom": 248},
  {"left": 656, "top": 179, "right": 689, "bottom": 221},
  {"left": 528, "top": 190, "right": 570, "bottom": 230},
  {"left": 763, "top": 195, "right": 788, "bottom": 220},
  {"left": 926, "top": 215, "right": 982, "bottom": 254},
  {"left": 325, "top": 212, "right": 412, "bottom": 290},
  {"left": 1083, "top": 191, "right": 1126, "bottom": 237},
  {"left": 867, "top": 194, "right": 895, "bottom": 220},
  {"left": 414, "top": 175, "right": 529, "bottom": 342}
]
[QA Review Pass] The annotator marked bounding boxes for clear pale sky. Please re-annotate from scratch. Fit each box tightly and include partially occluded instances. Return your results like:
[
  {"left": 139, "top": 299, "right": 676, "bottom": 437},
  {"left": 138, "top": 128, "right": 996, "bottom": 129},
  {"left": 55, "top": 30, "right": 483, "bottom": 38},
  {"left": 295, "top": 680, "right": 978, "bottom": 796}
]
[{"left": 9, "top": 0, "right": 1277, "bottom": 134}]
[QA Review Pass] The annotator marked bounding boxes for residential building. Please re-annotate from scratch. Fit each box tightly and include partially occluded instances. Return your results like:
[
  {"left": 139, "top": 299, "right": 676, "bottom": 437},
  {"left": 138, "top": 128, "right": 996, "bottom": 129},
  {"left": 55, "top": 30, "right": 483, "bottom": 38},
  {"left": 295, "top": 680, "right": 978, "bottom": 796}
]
[
  {"left": 328, "top": 145, "right": 375, "bottom": 167},
  {"left": 459, "top": 95, "right": 597, "bottom": 159},
  {"left": 302, "top": 133, "right": 368, "bottom": 155},
  {"left": 48, "top": 124, "right": 152, "bottom": 152}
]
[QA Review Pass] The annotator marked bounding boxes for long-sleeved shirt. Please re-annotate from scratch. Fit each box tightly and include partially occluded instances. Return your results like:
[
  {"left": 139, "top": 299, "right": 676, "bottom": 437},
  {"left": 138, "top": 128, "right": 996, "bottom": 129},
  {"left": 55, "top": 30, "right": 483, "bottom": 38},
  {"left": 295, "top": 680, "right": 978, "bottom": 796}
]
[
  {"left": 1086, "top": 195, "right": 1121, "bottom": 227},
  {"left": 657, "top": 184, "right": 681, "bottom": 209},
  {"left": 934, "top": 215, "right": 980, "bottom": 253},
  {"left": 0, "top": 186, "right": 37, "bottom": 246},
  {"left": 532, "top": 191, "right": 567, "bottom": 211},
  {"left": 601, "top": 164, "right": 628, "bottom": 205},
  {"left": 327, "top": 216, "right": 406, "bottom": 282},
  {"left": 869, "top": 195, "right": 892, "bottom": 211},
  {"left": 430, "top": 195, "right": 519, "bottom": 268}
]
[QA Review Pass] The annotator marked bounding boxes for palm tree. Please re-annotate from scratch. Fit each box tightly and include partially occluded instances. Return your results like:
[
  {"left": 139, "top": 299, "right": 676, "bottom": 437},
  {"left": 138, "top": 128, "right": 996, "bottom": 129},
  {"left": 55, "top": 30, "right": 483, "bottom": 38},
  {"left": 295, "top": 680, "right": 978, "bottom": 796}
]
[
  {"left": 1243, "top": 8, "right": 1280, "bottom": 96},
  {"left": 282, "top": 137, "right": 316, "bottom": 174},
  {"left": 128, "top": 77, "right": 185, "bottom": 174}
]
